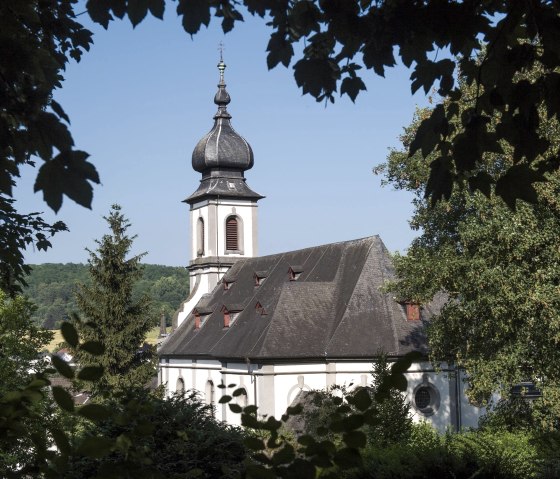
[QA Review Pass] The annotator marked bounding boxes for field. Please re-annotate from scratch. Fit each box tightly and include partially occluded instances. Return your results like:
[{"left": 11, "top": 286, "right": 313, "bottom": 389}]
[{"left": 45, "top": 326, "right": 162, "bottom": 352}]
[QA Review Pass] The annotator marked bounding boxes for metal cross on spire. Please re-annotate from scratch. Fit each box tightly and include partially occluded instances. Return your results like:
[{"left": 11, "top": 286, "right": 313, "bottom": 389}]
[{"left": 217, "top": 42, "right": 226, "bottom": 84}]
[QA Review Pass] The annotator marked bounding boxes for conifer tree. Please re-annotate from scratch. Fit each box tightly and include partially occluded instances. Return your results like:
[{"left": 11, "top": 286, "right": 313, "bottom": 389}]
[{"left": 75, "top": 205, "right": 156, "bottom": 396}]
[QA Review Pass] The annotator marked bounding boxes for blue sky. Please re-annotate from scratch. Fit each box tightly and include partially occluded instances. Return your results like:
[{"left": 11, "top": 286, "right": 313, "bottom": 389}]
[{"left": 16, "top": 10, "right": 430, "bottom": 267}]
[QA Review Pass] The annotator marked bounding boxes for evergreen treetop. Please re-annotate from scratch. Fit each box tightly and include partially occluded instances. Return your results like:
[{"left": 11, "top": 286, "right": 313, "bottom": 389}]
[{"left": 75, "top": 205, "right": 156, "bottom": 396}]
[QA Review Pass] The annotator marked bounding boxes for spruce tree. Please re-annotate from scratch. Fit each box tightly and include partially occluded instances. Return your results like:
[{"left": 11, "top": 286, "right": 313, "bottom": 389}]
[{"left": 75, "top": 204, "right": 156, "bottom": 396}]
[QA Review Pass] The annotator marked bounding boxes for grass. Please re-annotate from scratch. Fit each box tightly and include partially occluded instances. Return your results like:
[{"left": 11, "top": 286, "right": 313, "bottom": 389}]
[{"left": 44, "top": 326, "right": 162, "bottom": 352}]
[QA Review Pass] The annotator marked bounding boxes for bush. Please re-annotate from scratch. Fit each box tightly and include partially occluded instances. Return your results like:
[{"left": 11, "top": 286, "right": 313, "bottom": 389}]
[
  {"left": 345, "top": 424, "right": 541, "bottom": 479},
  {"left": 69, "top": 390, "right": 247, "bottom": 479}
]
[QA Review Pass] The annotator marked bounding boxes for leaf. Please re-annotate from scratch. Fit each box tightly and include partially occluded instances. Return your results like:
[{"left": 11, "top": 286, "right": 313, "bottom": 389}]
[
  {"left": 468, "top": 171, "right": 493, "bottom": 197},
  {"left": 244, "top": 437, "right": 265, "bottom": 451},
  {"left": 219, "top": 395, "right": 232, "bottom": 404},
  {"left": 350, "top": 387, "right": 372, "bottom": 411},
  {"left": 50, "top": 100, "right": 70, "bottom": 123},
  {"left": 80, "top": 341, "right": 105, "bottom": 355},
  {"left": 232, "top": 387, "right": 246, "bottom": 397},
  {"left": 86, "top": 0, "right": 113, "bottom": 28},
  {"left": 343, "top": 430, "right": 366, "bottom": 448},
  {"left": 34, "top": 150, "right": 99, "bottom": 212},
  {"left": 148, "top": 0, "right": 164, "bottom": 19},
  {"left": 76, "top": 436, "right": 113, "bottom": 458},
  {"left": 78, "top": 404, "right": 113, "bottom": 421},
  {"left": 333, "top": 447, "right": 362, "bottom": 469},
  {"left": 272, "top": 444, "right": 295, "bottom": 466},
  {"left": 177, "top": 0, "right": 211, "bottom": 35},
  {"left": 50, "top": 355, "right": 74, "bottom": 379},
  {"left": 52, "top": 386, "right": 75, "bottom": 412},
  {"left": 495, "top": 164, "right": 545, "bottom": 209},
  {"left": 51, "top": 428, "right": 71, "bottom": 454},
  {"left": 128, "top": 0, "right": 149, "bottom": 27},
  {"left": 60, "top": 322, "right": 79, "bottom": 348},
  {"left": 229, "top": 403, "right": 242, "bottom": 413},
  {"left": 285, "top": 458, "right": 316, "bottom": 478},
  {"left": 390, "top": 351, "right": 423, "bottom": 375},
  {"left": 77, "top": 366, "right": 104, "bottom": 381},
  {"left": 294, "top": 58, "right": 338, "bottom": 100},
  {"left": 425, "top": 156, "right": 454, "bottom": 204},
  {"left": 341, "top": 76, "right": 367, "bottom": 102},
  {"left": 266, "top": 32, "right": 294, "bottom": 69}
]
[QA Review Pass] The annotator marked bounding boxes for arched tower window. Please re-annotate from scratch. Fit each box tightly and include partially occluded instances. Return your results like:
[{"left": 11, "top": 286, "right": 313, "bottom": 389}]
[
  {"left": 197, "top": 217, "right": 205, "bottom": 257},
  {"left": 225, "top": 216, "right": 239, "bottom": 251}
]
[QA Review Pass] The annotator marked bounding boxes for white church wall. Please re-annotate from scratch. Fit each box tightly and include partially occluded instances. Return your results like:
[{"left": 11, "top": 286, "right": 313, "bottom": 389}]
[
  {"left": 215, "top": 200, "right": 258, "bottom": 257},
  {"left": 159, "top": 358, "right": 485, "bottom": 432}
]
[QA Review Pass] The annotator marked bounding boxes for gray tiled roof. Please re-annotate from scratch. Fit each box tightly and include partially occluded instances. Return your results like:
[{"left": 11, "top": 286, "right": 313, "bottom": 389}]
[{"left": 160, "top": 236, "right": 435, "bottom": 361}]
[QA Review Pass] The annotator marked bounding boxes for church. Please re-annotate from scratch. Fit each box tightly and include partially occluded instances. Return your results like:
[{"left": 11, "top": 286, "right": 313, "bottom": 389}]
[{"left": 158, "top": 61, "right": 484, "bottom": 432}]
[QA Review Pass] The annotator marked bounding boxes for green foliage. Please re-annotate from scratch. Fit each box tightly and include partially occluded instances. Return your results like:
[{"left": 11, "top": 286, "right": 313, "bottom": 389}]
[
  {"left": 346, "top": 425, "right": 542, "bottom": 479},
  {"left": 74, "top": 205, "right": 156, "bottom": 396},
  {"left": 0, "top": 0, "right": 97, "bottom": 293},
  {"left": 0, "top": 291, "right": 53, "bottom": 473},
  {"left": 296, "top": 355, "right": 412, "bottom": 449},
  {"left": 82, "top": 0, "right": 560, "bottom": 207},
  {"left": 22, "top": 263, "right": 188, "bottom": 329},
  {"left": 68, "top": 390, "right": 247, "bottom": 479},
  {"left": 376, "top": 66, "right": 560, "bottom": 422}
]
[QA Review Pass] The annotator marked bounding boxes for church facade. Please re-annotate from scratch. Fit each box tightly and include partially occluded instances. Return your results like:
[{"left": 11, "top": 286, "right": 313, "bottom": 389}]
[{"left": 158, "top": 62, "right": 484, "bottom": 432}]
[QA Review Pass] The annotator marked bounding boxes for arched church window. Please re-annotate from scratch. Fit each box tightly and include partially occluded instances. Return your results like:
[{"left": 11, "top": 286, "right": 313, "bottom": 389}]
[
  {"left": 176, "top": 377, "right": 185, "bottom": 394},
  {"left": 225, "top": 216, "right": 238, "bottom": 251},
  {"left": 197, "top": 217, "right": 205, "bottom": 256}
]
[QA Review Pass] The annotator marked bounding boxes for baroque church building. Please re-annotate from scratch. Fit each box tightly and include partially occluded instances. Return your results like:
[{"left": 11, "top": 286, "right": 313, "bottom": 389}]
[{"left": 158, "top": 61, "right": 484, "bottom": 432}]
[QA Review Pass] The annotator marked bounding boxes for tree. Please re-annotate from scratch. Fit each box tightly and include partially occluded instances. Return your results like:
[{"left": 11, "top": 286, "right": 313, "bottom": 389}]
[
  {"left": 67, "top": 390, "right": 247, "bottom": 479},
  {"left": 0, "top": 292, "right": 53, "bottom": 474},
  {"left": 75, "top": 204, "right": 156, "bottom": 396},
  {"left": 75, "top": 1, "right": 560, "bottom": 207},
  {"left": 3, "top": 2, "right": 560, "bottom": 295},
  {"left": 375, "top": 71, "right": 560, "bottom": 427},
  {"left": 1, "top": 0, "right": 97, "bottom": 293}
]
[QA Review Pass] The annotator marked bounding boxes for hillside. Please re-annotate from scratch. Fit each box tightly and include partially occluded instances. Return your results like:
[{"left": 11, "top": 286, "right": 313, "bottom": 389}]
[{"left": 23, "top": 263, "right": 190, "bottom": 329}]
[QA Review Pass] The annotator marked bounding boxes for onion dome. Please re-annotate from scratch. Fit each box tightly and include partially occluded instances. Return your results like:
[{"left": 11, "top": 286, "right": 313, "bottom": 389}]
[
  {"left": 185, "top": 60, "right": 263, "bottom": 205},
  {"left": 192, "top": 60, "right": 254, "bottom": 174}
]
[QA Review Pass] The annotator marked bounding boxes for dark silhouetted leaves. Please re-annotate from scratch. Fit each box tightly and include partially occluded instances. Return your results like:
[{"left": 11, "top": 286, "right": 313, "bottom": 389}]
[
  {"left": 177, "top": 0, "right": 211, "bottom": 35},
  {"left": 76, "top": 436, "right": 113, "bottom": 458},
  {"left": 78, "top": 403, "right": 113, "bottom": 421},
  {"left": 34, "top": 150, "right": 99, "bottom": 212},
  {"left": 60, "top": 321, "right": 79, "bottom": 348},
  {"left": 77, "top": 366, "right": 104, "bottom": 381},
  {"left": 51, "top": 355, "right": 74, "bottom": 379},
  {"left": 80, "top": 341, "right": 105, "bottom": 355},
  {"left": 52, "top": 386, "right": 74, "bottom": 412}
]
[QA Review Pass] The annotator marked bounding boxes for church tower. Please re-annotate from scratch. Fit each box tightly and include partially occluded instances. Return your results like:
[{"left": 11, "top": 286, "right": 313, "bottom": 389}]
[{"left": 176, "top": 60, "right": 263, "bottom": 327}]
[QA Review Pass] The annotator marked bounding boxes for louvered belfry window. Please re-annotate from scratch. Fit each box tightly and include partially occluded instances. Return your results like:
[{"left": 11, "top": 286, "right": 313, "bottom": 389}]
[{"left": 226, "top": 216, "right": 238, "bottom": 251}]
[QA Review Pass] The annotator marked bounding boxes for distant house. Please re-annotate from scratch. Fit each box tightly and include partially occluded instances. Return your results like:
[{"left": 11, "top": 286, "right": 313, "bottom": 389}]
[{"left": 158, "top": 61, "right": 485, "bottom": 431}]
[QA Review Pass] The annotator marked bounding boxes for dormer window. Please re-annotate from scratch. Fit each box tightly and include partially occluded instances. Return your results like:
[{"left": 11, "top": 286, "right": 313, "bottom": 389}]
[
  {"left": 288, "top": 265, "right": 303, "bottom": 281},
  {"left": 254, "top": 271, "right": 268, "bottom": 287},
  {"left": 221, "top": 304, "right": 243, "bottom": 328},
  {"left": 255, "top": 301, "right": 267, "bottom": 316},
  {"left": 406, "top": 302, "right": 421, "bottom": 321},
  {"left": 193, "top": 307, "right": 212, "bottom": 329},
  {"left": 222, "top": 275, "right": 236, "bottom": 291}
]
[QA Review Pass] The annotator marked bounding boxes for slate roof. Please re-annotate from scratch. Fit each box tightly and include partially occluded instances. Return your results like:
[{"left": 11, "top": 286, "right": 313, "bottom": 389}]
[{"left": 160, "top": 236, "right": 437, "bottom": 361}]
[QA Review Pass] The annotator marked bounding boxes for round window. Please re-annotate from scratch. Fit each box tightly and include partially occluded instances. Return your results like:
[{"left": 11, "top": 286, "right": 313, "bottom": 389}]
[
  {"left": 415, "top": 387, "right": 431, "bottom": 409},
  {"left": 412, "top": 381, "right": 440, "bottom": 416}
]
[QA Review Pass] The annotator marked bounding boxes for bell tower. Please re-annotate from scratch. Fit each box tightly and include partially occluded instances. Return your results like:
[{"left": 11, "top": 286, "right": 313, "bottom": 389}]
[{"left": 176, "top": 59, "right": 263, "bottom": 327}]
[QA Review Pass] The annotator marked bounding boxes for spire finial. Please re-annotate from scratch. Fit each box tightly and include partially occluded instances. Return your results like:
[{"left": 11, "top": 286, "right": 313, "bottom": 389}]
[{"left": 217, "top": 42, "right": 226, "bottom": 84}]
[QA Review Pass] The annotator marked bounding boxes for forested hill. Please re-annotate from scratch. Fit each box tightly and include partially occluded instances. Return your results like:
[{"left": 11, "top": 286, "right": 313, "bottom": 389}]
[{"left": 23, "top": 264, "right": 189, "bottom": 329}]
